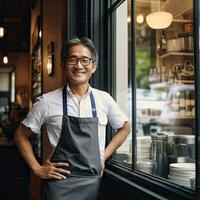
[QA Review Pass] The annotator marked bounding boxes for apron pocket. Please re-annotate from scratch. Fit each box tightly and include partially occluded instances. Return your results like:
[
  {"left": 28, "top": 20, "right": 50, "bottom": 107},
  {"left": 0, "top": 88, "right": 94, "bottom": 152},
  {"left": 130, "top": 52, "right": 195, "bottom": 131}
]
[{"left": 43, "top": 175, "right": 101, "bottom": 200}]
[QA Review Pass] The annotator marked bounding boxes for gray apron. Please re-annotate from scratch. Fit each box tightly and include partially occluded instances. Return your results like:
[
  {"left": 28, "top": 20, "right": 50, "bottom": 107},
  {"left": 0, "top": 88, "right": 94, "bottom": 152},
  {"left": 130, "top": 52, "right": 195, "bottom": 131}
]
[{"left": 42, "top": 86, "right": 101, "bottom": 200}]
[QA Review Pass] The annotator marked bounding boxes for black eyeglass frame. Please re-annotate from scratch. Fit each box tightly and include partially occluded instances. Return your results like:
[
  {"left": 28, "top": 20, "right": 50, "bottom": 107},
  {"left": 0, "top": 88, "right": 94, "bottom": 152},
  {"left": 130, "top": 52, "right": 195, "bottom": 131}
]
[{"left": 66, "top": 56, "right": 94, "bottom": 66}]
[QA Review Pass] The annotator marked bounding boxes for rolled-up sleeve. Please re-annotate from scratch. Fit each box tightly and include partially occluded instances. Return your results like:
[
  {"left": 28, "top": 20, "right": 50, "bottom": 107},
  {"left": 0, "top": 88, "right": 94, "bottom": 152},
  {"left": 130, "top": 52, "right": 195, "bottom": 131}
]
[
  {"left": 105, "top": 93, "right": 128, "bottom": 130},
  {"left": 22, "top": 96, "right": 48, "bottom": 134}
]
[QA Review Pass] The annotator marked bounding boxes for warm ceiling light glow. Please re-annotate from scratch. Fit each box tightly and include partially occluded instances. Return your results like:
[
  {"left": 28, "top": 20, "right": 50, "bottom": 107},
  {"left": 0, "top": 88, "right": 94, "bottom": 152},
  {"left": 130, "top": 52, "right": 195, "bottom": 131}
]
[
  {"left": 0, "top": 27, "right": 4, "bottom": 38},
  {"left": 136, "top": 14, "right": 144, "bottom": 24},
  {"left": 146, "top": 11, "right": 173, "bottom": 29},
  {"left": 146, "top": 0, "right": 173, "bottom": 29},
  {"left": 127, "top": 16, "right": 131, "bottom": 23},
  {"left": 3, "top": 56, "right": 8, "bottom": 64}
]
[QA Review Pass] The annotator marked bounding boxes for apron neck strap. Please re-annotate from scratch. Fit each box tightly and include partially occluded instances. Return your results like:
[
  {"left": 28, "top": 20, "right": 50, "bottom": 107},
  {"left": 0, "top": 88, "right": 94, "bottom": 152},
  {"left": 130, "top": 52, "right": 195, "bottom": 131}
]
[
  {"left": 63, "top": 85, "right": 68, "bottom": 115},
  {"left": 89, "top": 91, "right": 97, "bottom": 117},
  {"left": 62, "top": 86, "right": 97, "bottom": 117}
]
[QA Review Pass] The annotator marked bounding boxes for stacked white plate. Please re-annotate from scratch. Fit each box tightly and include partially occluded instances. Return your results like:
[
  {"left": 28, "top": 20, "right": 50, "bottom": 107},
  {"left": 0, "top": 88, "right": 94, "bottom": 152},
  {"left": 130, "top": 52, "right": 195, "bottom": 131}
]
[
  {"left": 137, "top": 136, "right": 151, "bottom": 161},
  {"left": 136, "top": 160, "right": 155, "bottom": 174},
  {"left": 168, "top": 163, "right": 195, "bottom": 188}
]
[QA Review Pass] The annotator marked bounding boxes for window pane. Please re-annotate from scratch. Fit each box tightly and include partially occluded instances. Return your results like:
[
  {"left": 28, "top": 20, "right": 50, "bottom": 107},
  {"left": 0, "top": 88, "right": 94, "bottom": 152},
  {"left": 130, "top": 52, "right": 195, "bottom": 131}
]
[
  {"left": 112, "top": 0, "right": 132, "bottom": 165},
  {"left": 135, "top": 0, "right": 195, "bottom": 189},
  {"left": 111, "top": 0, "right": 196, "bottom": 190}
]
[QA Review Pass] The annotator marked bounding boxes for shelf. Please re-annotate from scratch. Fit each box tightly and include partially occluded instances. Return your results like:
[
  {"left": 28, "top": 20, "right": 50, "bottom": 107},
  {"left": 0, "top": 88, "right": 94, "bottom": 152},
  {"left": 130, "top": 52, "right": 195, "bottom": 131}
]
[
  {"left": 150, "top": 81, "right": 194, "bottom": 90},
  {"left": 171, "top": 116, "right": 195, "bottom": 119},
  {"left": 150, "top": 82, "right": 168, "bottom": 90},
  {"left": 32, "top": 73, "right": 41, "bottom": 81},
  {"left": 172, "top": 19, "right": 193, "bottom": 23},
  {"left": 158, "top": 52, "right": 194, "bottom": 59}
]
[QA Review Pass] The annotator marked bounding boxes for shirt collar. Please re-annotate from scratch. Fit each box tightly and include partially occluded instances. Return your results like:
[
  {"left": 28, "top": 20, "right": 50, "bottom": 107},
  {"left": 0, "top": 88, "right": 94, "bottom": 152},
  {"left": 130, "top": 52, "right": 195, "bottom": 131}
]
[{"left": 66, "top": 84, "right": 92, "bottom": 97}]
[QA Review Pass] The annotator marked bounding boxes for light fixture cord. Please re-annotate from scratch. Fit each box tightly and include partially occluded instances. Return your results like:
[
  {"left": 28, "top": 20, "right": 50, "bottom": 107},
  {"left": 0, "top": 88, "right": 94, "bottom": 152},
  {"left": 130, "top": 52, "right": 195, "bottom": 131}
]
[{"left": 158, "top": 0, "right": 160, "bottom": 12}]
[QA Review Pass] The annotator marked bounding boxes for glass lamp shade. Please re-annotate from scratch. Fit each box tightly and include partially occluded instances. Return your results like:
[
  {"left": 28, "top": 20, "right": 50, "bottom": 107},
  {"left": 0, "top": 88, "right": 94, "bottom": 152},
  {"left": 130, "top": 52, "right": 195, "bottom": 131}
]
[
  {"left": 0, "top": 27, "right": 4, "bottom": 38},
  {"left": 3, "top": 56, "right": 8, "bottom": 64},
  {"left": 146, "top": 11, "right": 173, "bottom": 29}
]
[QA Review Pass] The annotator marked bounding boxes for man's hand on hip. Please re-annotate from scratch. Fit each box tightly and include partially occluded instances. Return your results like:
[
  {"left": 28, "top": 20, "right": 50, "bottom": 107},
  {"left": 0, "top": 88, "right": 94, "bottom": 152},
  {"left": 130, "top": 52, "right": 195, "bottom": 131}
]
[{"left": 33, "top": 159, "right": 70, "bottom": 180}]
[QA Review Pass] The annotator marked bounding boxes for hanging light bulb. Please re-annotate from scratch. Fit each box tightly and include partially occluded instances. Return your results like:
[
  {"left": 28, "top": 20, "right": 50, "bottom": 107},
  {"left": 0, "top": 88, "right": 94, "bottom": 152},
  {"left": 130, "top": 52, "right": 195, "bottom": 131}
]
[
  {"left": 146, "top": 0, "right": 173, "bottom": 29},
  {"left": 137, "top": 14, "right": 144, "bottom": 24},
  {"left": 3, "top": 55, "right": 8, "bottom": 64},
  {"left": 39, "top": 30, "right": 42, "bottom": 38},
  {"left": 0, "top": 27, "right": 4, "bottom": 38}
]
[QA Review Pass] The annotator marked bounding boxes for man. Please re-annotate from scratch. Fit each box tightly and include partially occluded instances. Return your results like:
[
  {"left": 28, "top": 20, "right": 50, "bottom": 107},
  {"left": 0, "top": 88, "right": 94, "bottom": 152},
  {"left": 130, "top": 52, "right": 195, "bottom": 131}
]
[{"left": 14, "top": 37, "right": 130, "bottom": 200}]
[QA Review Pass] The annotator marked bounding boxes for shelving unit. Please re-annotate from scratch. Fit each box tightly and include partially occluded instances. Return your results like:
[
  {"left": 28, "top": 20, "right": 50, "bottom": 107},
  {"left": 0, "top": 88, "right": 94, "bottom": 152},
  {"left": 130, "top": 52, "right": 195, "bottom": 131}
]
[
  {"left": 30, "top": 15, "right": 43, "bottom": 162},
  {"left": 148, "top": 8, "right": 195, "bottom": 128},
  {"left": 31, "top": 43, "right": 42, "bottom": 103}
]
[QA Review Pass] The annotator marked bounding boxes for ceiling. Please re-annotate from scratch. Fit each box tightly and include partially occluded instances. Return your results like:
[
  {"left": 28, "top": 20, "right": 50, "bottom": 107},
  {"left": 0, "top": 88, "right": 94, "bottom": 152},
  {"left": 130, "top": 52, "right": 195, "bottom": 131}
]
[{"left": 0, "top": 0, "right": 32, "bottom": 53}]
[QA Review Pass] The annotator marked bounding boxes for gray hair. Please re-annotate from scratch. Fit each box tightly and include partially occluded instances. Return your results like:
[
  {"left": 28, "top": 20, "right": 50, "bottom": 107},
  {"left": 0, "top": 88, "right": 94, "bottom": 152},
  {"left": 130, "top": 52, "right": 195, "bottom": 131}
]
[{"left": 61, "top": 37, "right": 98, "bottom": 65}]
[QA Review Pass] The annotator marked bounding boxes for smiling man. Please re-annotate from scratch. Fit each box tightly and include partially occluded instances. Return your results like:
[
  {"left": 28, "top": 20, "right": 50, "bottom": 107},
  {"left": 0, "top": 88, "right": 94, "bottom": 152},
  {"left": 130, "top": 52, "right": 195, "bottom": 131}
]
[{"left": 14, "top": 37, "right": 130, "bottom": 200}]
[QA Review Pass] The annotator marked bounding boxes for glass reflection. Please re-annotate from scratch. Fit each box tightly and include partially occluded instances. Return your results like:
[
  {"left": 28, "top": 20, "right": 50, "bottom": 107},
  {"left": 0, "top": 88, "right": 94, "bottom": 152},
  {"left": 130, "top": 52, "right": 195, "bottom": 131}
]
[{"left": 135, "top": 0, "right": 195, "bottom": 189}]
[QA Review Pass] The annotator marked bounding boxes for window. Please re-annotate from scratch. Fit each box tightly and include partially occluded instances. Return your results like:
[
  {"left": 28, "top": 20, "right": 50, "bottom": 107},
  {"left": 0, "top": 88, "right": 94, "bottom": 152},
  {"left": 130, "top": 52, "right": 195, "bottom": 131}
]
[
  {"left": 111, "top": 0, "right": 195, "bottom": 190},
  {"left": 111, "top": 0, "right": 133, "bottom": 165}
]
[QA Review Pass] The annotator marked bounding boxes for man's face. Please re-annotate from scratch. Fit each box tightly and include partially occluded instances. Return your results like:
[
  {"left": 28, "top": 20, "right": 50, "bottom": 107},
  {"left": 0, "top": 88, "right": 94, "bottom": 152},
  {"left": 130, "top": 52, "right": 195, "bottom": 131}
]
[{"left": 65, "top": 44, "right": 97, "bottom": 86}]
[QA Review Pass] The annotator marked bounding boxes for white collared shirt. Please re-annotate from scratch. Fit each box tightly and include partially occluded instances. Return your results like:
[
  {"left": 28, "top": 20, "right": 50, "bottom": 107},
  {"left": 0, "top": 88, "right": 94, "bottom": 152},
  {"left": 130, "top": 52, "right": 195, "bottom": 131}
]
[{"left": 23, "top": 86, "right": 128, "bottom": 160}]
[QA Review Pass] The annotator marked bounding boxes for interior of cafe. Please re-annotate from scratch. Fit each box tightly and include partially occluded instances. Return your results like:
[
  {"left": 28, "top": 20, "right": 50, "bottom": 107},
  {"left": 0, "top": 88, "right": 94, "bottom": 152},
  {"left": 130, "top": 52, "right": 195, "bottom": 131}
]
[
  {"left": 0, "top": 1, "right": 33, "bottom": 199},
  {"left": 0, "top": 0, "right": 67, "bottom": 199}
]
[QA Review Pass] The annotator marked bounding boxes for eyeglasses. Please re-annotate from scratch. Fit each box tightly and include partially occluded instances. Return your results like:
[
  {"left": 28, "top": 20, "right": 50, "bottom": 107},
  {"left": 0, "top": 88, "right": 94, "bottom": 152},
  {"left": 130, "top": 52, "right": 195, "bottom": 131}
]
[{"left": 67, "top": 56, "right": 94, "bottom": 66}]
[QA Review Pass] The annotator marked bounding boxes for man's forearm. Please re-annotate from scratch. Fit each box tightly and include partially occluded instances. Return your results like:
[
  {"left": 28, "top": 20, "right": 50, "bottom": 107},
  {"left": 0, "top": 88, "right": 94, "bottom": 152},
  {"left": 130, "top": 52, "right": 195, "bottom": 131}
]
[
  {"left": 14, "top": 124, "right": 71, "bottom": 180},
  {"left": 104, "top": 121, "right": 130, "bottom": 161},
  {"left": 14, "top": 124, "right": 40, "bottom": 172}
]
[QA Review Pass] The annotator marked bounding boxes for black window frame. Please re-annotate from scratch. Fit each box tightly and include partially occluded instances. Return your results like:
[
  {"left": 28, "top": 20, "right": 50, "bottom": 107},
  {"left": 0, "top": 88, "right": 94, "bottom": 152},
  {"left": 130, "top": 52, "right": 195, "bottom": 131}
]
[{"left": 105, "top": 0, "right": 200, "bottom": 199}]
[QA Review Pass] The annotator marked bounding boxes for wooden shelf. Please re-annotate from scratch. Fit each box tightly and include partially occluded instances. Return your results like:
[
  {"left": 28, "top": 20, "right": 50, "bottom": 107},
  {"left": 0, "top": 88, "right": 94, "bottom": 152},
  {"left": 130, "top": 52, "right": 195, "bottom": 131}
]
[
  {"left": 172, "top": 19, "right": 193, "bottom": 23},
  {"left": 158, "top": 52, "right": 194, "bottom": 59}
]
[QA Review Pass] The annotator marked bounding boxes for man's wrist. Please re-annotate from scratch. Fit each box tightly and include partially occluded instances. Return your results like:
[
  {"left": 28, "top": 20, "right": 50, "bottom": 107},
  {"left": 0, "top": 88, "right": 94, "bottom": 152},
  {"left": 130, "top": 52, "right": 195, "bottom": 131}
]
[{"left": 31, "top": 163, "right": 41, "bottom": 174}]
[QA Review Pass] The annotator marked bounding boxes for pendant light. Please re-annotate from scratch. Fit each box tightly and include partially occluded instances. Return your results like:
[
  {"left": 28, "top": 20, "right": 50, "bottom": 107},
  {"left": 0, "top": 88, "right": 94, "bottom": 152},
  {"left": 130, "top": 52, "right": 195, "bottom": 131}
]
[
  {"left": 0, "top": 0, "right": 5, "bottom": 38},
  {"left": 146, "top": 0, "right": 173, "bottom": 29},
  {"left": 3, "top": 55, "right": 8, "bottom": 64},
  {"left": 0, "top": 27, "right": 4, "bottom": 38}
]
